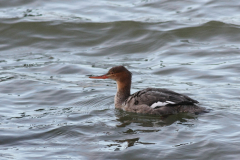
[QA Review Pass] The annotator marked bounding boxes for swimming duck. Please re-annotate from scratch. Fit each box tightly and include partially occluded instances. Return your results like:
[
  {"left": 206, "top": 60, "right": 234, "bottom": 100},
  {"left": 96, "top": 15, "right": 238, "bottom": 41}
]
[{"left": 89, "top": 66, "right": 206, "bottom": 115}]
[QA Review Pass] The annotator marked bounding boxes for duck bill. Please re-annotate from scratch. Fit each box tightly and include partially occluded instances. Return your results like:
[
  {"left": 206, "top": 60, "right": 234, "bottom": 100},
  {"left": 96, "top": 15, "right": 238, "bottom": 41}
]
[{"left": 89, "top": 74, "right": 109, "bottom": 79}]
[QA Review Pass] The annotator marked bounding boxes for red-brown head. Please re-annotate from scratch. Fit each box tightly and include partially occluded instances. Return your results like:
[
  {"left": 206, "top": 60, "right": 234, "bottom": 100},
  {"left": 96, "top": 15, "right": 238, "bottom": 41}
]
[{"left": 89, "top": 66, "right": 132, "bottom": 82}]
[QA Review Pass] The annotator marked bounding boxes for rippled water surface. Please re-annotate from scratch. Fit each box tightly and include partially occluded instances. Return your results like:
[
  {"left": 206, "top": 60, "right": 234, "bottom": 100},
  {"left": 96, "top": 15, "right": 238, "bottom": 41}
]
[{"left": 1, "top": 0, "right": 240, "bottom": 159}]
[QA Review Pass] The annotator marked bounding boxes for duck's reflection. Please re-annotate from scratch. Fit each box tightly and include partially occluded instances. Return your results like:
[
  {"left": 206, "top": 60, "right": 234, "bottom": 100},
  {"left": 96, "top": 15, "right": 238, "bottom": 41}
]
[
  {"left": 107, "top": 137, "right": 156, "bottom": 151},
  {"left": 115, "top": 109, "right": 198, "bottom": 128},
  {"left": 104, "top": 109, "right": 198, "bottom": 151}
]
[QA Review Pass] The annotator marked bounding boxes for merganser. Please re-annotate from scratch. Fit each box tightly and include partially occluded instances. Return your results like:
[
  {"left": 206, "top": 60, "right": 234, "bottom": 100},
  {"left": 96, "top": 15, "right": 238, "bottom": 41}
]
[{"left": 89, "top": 66, "right": 206, "bottom": 115}]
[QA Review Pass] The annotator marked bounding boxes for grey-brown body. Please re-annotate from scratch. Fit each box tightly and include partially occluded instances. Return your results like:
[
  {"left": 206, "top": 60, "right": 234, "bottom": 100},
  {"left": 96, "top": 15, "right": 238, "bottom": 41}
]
[{"left": 116, "top": 88, "right": 205, "bottom": 115}]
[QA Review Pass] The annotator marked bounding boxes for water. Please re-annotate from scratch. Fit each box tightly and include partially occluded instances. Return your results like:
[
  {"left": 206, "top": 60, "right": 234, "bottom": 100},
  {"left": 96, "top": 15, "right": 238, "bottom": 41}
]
[{"left": 1, "top": 0, "right": 240, "bottom": 159}]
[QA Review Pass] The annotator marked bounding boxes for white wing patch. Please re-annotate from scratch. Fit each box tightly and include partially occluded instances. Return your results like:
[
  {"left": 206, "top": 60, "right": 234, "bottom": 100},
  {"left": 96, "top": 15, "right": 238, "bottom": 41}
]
[
  {"left": 150, "top": 101, "right": 176, "bottom": 109},
  {"left": 166, "top": 101, "right": 175, "bottom": 104}
]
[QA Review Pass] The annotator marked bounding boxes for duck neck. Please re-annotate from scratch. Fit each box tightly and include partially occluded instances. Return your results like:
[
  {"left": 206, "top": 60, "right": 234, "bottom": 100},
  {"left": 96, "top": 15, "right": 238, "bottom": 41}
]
[{"left": 115, "top": 80, "right": 131, "bottom": 108}]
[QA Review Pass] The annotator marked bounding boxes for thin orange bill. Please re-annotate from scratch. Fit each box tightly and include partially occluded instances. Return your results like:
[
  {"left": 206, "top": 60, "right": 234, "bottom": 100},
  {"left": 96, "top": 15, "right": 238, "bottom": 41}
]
[{"left": 89, "top": 74, "right": 108, "bottom": 79}]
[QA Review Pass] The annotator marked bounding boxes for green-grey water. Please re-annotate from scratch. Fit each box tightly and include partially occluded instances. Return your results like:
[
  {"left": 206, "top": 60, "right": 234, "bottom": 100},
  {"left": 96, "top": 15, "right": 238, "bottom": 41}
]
[{"left": 1, "top": 0, "right": 240, "bottom": 159}]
